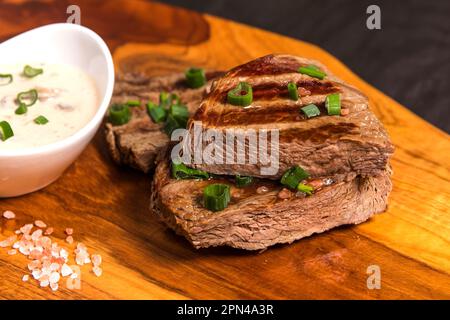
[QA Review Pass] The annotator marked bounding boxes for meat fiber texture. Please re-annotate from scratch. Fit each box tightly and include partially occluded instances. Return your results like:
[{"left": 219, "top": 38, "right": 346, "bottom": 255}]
[
  {"left": 105, "top": 71, "right": 224, "bottom": 173},
  {"left": 187, "top": 54, "right": 394, "bottom": 182},
  {"left": 150, "top": 55, "right": 394, "bottom": 250}
]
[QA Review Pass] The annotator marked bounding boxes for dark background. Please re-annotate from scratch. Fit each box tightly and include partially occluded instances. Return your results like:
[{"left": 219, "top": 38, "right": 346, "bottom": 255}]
[{"left": 159, "top": 0, "right": 450, "bottom": 133}]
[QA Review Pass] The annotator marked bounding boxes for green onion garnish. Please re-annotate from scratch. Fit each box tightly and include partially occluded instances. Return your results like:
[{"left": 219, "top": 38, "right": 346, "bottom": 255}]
[
  {"left": 298, "top": 66, "right": 326, "bottom": 80},
  {"left": 164, "top": 114, "right": 182, "bottom": 135},
  {"left": 0, "top": 121, "right": 14, "bottom": 141},
  {"left": 34, "top": 115, "right": 49, "bottom": 125},
  {"left": 147, "top": 102, "right": 167, "bottom": 123},
  {"left": 164, "top": 104, "right": 189, "bottom": 134},
  {"left": 15, "top": 104, "right": 28, "bottom": 115},
  {"left": 287, "top": 82, "right": 299, "bottom": 101},
  {"left": 170, "top": 104, "right": 189, "bottom": 122},
  {"left": 235, "top": 175, "right": 253, "bottom": 188},
  {"left": 325, "top": 93, "right": 341, "bottom": 115},
  {"left": 172, "top": 162, "right": 210, "bottom": 180},
  {"left": 126, "top": 100, "right": 140, "bottom": 107},
  {"left": 297, "top": 183, "right": 314, "bottom": 196},
  {"left": 23, "top": 65, "right": 43, "bottom": 78},
  {"left": 0, "top": 74, "right": 13, "bottom": 86},
  {"left": 301, "top": 104, "right": 321, "bottom": 118},
  {"left": 160, "top": 92, "right": 180, "bottom": 108},
  {"left": 17, "top": 89, "right": 38, "bottom": 107},
  {"left": 280, "top": 166, "right": 310, "bottom": 189},
  {"left": 108, "top": 103, "right": 131, "bottom": 126},
  {"left": 227, "top": 82, "right": 253, "bottom": 106},
  {"left": 185, "top": 67, "right": 206, "bottom": 88},
  {"left": 203, "top": 184, "right": 231, "bottom": 212}
]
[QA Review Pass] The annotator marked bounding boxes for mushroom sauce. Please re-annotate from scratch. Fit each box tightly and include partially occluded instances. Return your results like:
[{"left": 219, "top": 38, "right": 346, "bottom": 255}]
[{"left": 0, "top": 63, "right": 98, "bottom": 150}]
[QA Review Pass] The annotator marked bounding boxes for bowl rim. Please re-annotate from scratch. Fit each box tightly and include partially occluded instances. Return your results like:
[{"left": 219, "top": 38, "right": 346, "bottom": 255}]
[{"left": 0, "top": 23, "right": 114, "bottom": 157}]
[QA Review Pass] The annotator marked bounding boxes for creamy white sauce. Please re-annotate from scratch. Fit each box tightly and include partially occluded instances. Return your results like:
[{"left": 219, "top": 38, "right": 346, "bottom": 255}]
[{"left": 0, "top": 63, "right": 98, "bottom": 151}]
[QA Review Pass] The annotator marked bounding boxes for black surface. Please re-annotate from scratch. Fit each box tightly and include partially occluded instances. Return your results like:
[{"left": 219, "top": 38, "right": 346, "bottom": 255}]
[{"left": 159, "top": 0, "right": 450, "bottom": 133}]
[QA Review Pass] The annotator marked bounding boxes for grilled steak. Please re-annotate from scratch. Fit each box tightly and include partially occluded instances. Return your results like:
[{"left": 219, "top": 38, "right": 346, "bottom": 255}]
[
  {"left": 185, "top": 54, "right": 394, "bottom": 181},
  {"left": 150, "top": 153, "right": 392, "bottom": 250},
  {"left": 105, "top": 70, "right": 223, "bottom": 172}
]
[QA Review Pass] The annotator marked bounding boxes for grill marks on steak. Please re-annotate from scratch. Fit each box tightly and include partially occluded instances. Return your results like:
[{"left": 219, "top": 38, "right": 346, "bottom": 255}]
[
  {"left": 150, "top": 154, "right": 392, "bottom": 250},
  {"left": 105, "top": 71, "right": 223, "bottom": 172},
  {"left": 187, "top": 54, "right": 394, "bottom": 181}
]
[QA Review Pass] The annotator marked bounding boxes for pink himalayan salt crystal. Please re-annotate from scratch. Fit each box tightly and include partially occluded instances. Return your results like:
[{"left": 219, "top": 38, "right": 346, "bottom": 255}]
[
  {"left": 91, "top": 254, "right": 102, "bottom": 267},
  {"left": 31, "top": 229, "right": 43, "bottom": 241},
  {"left": 65, "top": 228, "right": 73, "bottom": 235},
  {"left": 49, "top": 272, "right": 60, "bottom": 284},
  {"left": 92, "top": 266, "right": 102, "bottom": 277},
  {"left": 44, "top": 227, "right": 54, "bottom": 235},
  {"left": 28, "top": 260, "right": 41, "bottom": 271},
  {"left": 61, "top": 264, "right": 73, "bottom": 277},
  {"left": 20, "top": 224, "right": 33, "bottom": 235},
  {"left": 2, "top": 210, "right": 15, "bottom": 219},
  {"left": 7, "top": 249, "right": 17, "bottom": 255},
  {"left": 50, "top": 282, "right": 59, "bottom": 291},
  {"left": 34, "top": 220, "right": 47, "bottom": 228},
  {"left": 65, "top": 236, "right": 74, "bottom": 244},
  {"left": 0, "top": 235, "right": 17, "bottom": 248},
  {"left": 22, "top": 275, "right": 29, "bottom": 282},
  {"left": 40, "top": 280, "right": 49, "bottom": 287}
]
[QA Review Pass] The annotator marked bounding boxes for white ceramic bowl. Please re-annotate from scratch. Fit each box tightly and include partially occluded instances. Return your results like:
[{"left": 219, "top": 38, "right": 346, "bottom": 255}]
[{"left": 0, "top": 23, "right": 114, "bottom": 197}]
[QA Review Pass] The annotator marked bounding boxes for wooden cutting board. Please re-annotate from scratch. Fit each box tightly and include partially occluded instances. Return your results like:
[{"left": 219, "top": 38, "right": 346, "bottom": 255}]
[{"left": 0, "top": 0, "right": 449, "bottom": 300}]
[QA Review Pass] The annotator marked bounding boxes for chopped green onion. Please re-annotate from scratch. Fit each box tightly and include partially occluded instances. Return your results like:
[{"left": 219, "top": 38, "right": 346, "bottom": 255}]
[
  {"left": 297, "top": 183, "right": 314, "bottom": 196},
  {"left": 147, "top": 102, "right": 167, "bottom": 123},
  {"left": 307, "top": 64, "right": 320, "bottom": 71},
  {"left": 17, "top": 89, "right": 38, "bottom": 107},
  {"left": 325, "top": 93, "right": 341, "bottom": 115},
  {"left": 108, "top": 103, "right": 131, "bottom": 126},
  {"left": 298, "top": 66, "right": 326, "bottom": 80},
  {"left": 227, "top": 82, "right": 253, "bottom": 106},
  {"left": 126, "top": 100, "right": 140, "bottom": 107},
  {"left": 160, "top": 92, "right": 180, "bottom": 108},
  {"left": 0, "top": 121, "right": 14, "bottom": 141},
  {"left": 287, "top": 82, "right": 299, "bottom": 101},
  {"left": 164, "top": 104, "right": 189, "bottom": 134},
  {"left": 185, "top": 67, "right": 206, "bottom": 88},
  {"left": 203, "top": 183, "right": 231, "bottom": 212},
  {"left": 280, "top": 166, "right": 310, "bottom": 189},
  {"left": 164, "top": 114, "right": 182, "bottom": 135},
  {"left": 301, "top": 104, "right": 321, "bottom": 118},
  {"left": 0, "top": 74, "right": 13, "bottom": 86},
  {"left": 15, "top": 104, "right": 28, "bottom": 115},
  {"left": 235, "top": 175, "right": 253, "bottom": 188},
  {"left": 23, "top": 65, "right": 43, "bottom": 78},
  {"left": 34, "top": 115, "right": 49, "bottom": 125},
  {"left": 170, "top": 104, "right": 189, "bottom": 122},
  {"left": 172, "top": 162, "right": 210, "bottom": 180}
]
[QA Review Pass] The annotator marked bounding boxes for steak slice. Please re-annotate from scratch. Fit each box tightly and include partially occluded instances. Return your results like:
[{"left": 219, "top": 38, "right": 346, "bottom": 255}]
[
  {"left": 105, "top": 71, "right": 224, "bottom": 172},
  {"left": 185, "top": 54, "right": 394, "bottom": 181},
  {"left": 150, "top": 154, "right": 392, "bottom": 250}
]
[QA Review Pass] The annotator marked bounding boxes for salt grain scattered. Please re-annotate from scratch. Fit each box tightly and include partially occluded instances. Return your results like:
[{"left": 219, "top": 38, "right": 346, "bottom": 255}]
[
  {"left": 61, "top": 264, "right": 73, "bottom": 277},
  {"left": 2, "top": 210, "right": 15, "bottom": 219},
  {"left": 34, "top": 220, "right": 47, "bottom": 228},
  {"left": 65, "top": 236, "right": 74, "bottom": 244},
  {"left": 1, "top": 214, "right": 104, "bottom": 292},
  {"left": 92, "top": 266, "right": 102, "bottom": 277},
  {"left": 91, "top": 254, "right": 102, "bottom": 267}
]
